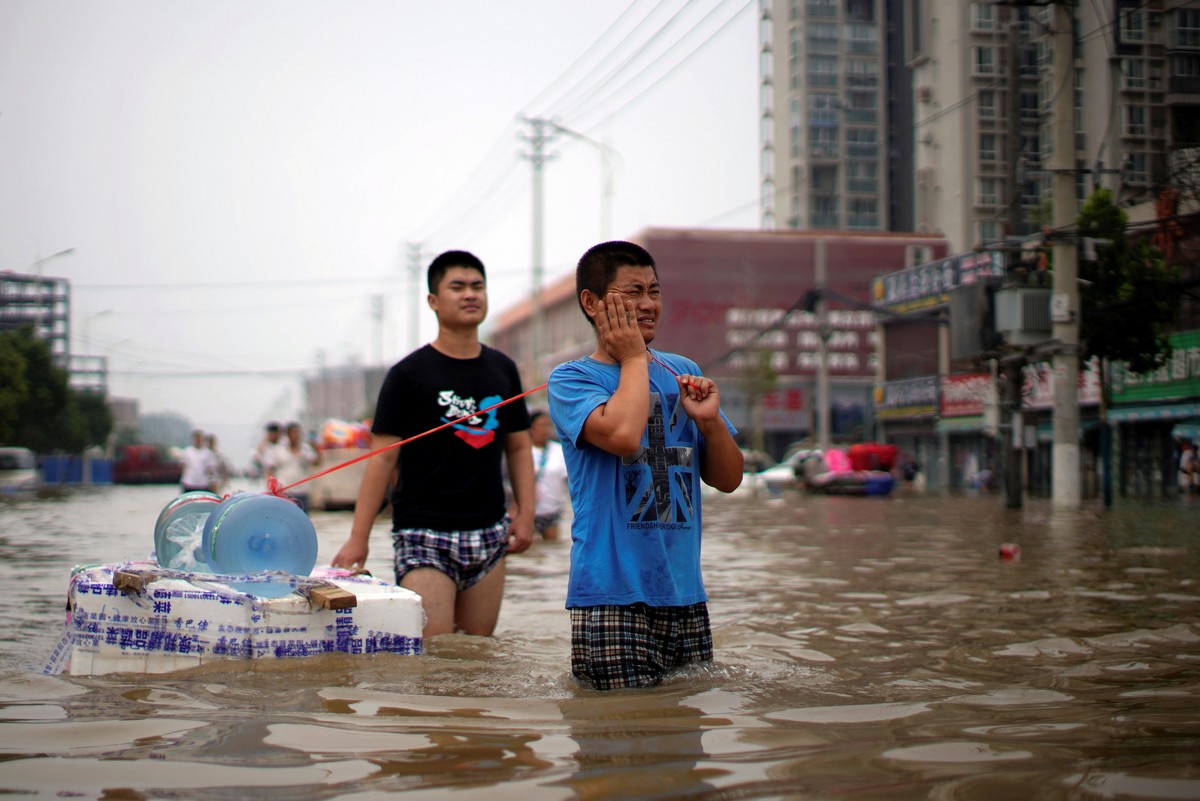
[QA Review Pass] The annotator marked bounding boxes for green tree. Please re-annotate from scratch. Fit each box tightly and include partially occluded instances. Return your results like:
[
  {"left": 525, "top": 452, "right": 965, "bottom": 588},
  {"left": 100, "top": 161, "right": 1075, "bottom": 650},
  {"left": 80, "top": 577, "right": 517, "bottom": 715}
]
[
  {"left": 1077, "top": 188, "right": 1180, "bottom": 378},
  {"left": 0, "top": 336, "right": 29, "bottom": 443},
  {"left": 738, "top": 348, "right": 778, "bottom": 458},
  {"left": 0, "top": 325, "right": 87, "bottom": 453},
  {"left": 1076, "top": 188, "right": 1182, "bottom": 505},
  {"left": 74, "top": 390, "right": 114, "bottom": 449}
]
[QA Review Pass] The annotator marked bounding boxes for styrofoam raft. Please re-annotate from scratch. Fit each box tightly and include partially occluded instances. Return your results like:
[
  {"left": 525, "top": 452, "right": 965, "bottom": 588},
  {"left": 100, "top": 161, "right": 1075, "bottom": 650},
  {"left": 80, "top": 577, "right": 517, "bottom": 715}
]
[{"left": 60, "top": 562, "right": 424, "bottom": 675}]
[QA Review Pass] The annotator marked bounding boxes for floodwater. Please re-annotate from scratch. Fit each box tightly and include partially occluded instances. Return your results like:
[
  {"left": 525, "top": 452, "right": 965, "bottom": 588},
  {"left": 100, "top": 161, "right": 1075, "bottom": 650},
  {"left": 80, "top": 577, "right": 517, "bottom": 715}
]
[{"left": 1, "top": 482, "right": 1198, "bottom": 800}]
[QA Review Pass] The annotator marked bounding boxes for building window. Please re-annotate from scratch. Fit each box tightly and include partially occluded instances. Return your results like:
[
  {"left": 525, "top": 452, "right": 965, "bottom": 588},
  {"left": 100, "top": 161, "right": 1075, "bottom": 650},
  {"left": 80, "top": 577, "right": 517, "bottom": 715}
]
[
  {"left": 972, "top": 3, "right": 996, "bottom": 32},
  {"left": 1177, "top": 9, "right": 1200, "bottom": 48},
  {"left": 809, "top": 93, "right": 839, "bottom": 124},
  {"left": 810, "top": 125, "right": 838, "bottom": 158},
  {"left": 974, "top": 46, "right": 996, "bottom": 76},
  {"left": 1021, "top": 177, "right": 1041, "bottom": 209},
  {"left": 978, "top": 89, "right": 996, "bottom": 119},
  {"left": 977, "top": 177, "right": 1000, "bottom": 206},
  {"left": 845, "top": 89, "right": 877, "bottom": 123},
  {"left": 808, "top": 23, "right": 838, "bottom": 53},
  {"left": 811, "top": 164, "right": 837, "bottom": 192},
  {"left": 846, "top": 127, "right": 877, "bottom": 157},
  {"left": 846, "top": 58, "right": 879, "bottom": 86},
  {"left": 808, "top": 55, "right": 839, "bottom": 88},
  {"left": 1013, "top": 43, "right": 1035, "bottom": 78},
  {"left": 1020, "top": 90, "right": 1040, "bottom": 122},
  {"left": 811, "top": 195, "right": 839, "bottom": 228},
  {"left": 846, "top": 23, "right": 879, "bottom": 55},
  {"left": 1020, "top": 134, "right": 1041, "bottom": 167},
  {"left": 845, "top": 0, "right": 874, "bottom": 23},
  {"left": 848, "top": 198, "right": 878, "bottom": 228},
  {"left": 847, "top": 160, "right": 878, "bottom": 193},
  {"left": 1126, "top": 151, "right": 1149, "bottom": 184},
  {"left": 1125, "top": 105, "right": 1147, "bottom": 136},
  {"left": 1123, "top": 58, "right": 1146, "bottom": 89},
  {"left": 806, "top": 0, "right": 836, "bottom": 18},
  {"left": 1120, "top": 9, "right": 1146, "bottom": 44},
  {"left": 977, "top": 220, "right": 1002, "bottom": 246},
  {"left": 1173, "top": 52, "right": 1200, "bottom": 78},
  {"left": 979, "top": 133, "right": 998, "bottom": 163}
]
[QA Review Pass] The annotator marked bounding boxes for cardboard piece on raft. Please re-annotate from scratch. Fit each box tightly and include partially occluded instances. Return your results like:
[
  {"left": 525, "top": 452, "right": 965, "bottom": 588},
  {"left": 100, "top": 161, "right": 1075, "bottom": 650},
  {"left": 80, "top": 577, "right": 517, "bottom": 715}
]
[{"left": 62, "top": 562, "right": 423, "bottom": 676}]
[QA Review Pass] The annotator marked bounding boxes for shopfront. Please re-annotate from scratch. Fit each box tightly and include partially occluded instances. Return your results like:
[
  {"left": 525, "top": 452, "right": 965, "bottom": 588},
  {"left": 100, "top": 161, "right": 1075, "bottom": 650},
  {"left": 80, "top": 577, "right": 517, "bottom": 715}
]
[{"left": 1108, "top": 330, "right": 1200, "bottom": 498}]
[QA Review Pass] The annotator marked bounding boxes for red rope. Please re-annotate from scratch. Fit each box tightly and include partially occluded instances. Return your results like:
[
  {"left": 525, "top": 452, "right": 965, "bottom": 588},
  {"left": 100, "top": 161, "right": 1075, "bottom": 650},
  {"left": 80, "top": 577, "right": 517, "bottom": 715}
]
[
  {"left": 268, "top": 352, "right": 696, "bottom": 498},
  {"left": 269, "top": 382, "right": 549, "bottom": 497},
  {"left": 650, "top": 350, "right": 700, "bottom": 389}
]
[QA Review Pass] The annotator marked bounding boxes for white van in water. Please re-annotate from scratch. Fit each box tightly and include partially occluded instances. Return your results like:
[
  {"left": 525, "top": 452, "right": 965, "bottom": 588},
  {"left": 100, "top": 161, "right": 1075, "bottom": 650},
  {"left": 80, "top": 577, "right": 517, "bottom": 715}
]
[{"left": 0, "top": 447, "right": 38, "bottom": 493}]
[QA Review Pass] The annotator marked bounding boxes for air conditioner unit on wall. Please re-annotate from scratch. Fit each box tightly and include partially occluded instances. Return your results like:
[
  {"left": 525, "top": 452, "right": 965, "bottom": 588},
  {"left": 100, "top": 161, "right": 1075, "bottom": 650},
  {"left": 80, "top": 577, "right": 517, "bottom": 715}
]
[{"left": 993, "top": 287, "right": 1051, "bottom": 346}]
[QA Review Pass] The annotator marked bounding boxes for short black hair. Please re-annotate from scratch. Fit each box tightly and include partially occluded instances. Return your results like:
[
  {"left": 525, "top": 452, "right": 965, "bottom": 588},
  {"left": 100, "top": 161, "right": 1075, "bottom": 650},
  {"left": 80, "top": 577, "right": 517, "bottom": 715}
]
[
  {"left": 530, "top": 409, "right": 548, "bottom": 423},
  {"left": 575, "top": 240, "right": 656, "bottom": 321},
  {"left": 265, "top": 422, "right": 281, "bottom": 433},
  {"left": 428, "top": 250, "right": 486, "bottom": 293}
]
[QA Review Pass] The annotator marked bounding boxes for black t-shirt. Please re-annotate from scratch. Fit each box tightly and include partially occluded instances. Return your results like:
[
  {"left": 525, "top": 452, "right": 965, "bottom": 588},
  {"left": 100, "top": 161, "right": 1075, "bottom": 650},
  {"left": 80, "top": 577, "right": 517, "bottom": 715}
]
[{"left": 372, "top": 344, "right": 531, "bottom": 530}]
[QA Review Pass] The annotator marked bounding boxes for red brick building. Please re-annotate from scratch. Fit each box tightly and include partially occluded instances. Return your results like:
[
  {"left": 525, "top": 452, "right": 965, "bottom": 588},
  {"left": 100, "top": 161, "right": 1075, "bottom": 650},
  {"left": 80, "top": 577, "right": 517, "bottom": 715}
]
[{"left": 489, "top": 228, "right": 947, "bottom": 457}]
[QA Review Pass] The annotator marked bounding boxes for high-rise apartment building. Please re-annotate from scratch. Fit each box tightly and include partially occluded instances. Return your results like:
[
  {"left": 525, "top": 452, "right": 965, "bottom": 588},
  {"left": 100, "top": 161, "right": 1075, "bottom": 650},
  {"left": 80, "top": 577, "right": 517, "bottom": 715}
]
[
  {"left": 765, "top": 1, "right": 1200, "bottom": 252},
  {"left": 761, "top": 0, "right": 912, "bottom": 233}
]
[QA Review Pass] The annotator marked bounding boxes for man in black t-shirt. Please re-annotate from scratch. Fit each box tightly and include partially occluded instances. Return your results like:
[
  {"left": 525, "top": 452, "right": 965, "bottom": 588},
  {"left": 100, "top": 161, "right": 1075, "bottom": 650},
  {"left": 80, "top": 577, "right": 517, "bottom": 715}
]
[{"left": 332, "top": 251, "right": 535, "bottom": 640}]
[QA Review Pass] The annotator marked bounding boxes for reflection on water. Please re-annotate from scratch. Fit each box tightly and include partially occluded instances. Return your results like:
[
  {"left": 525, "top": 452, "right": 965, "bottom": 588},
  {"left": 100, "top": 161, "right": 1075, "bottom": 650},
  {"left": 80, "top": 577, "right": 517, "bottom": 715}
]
[{"left": 1, "top": 485, "right": 1198, "bottom": 799}]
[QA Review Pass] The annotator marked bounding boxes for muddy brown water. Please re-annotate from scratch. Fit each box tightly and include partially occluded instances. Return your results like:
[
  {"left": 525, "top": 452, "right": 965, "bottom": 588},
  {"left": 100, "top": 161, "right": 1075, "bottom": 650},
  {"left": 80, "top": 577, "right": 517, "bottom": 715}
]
[{"left": 0, "top": 483, "right": 1197, "bottom": 799}]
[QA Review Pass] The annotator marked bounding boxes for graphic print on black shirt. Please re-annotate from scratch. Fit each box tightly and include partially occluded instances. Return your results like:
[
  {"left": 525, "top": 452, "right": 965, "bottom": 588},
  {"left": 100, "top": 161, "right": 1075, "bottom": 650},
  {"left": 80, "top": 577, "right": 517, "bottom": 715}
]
[
  {"left": 438, "top": 389, "right": 501, "bottom": 450},
  {"left": 620, "top": 392, "right": 695, "bottom": 525}
]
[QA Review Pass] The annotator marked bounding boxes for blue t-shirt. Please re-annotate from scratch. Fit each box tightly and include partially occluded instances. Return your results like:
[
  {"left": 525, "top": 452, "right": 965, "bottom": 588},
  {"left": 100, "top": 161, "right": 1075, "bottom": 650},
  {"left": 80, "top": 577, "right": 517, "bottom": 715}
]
[{"left": 548, "top": 352, "right": 736, "bottom": 609}]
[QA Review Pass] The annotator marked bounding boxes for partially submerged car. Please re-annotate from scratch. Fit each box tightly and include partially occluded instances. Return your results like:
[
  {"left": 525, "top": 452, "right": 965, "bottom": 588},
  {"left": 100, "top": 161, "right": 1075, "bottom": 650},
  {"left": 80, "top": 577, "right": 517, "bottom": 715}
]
[{"left": 0, "top": 447, "right": 39, "bottom": 493}]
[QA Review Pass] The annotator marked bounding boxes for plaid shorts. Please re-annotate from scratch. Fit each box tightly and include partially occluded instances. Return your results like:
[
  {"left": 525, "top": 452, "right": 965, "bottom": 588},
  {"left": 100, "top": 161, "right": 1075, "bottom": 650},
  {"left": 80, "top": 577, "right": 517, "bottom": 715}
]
[
  {"left": 533, "top": 512, "right": 561, "bottom": 535},
  {"left": 569, "top": 602, "right": 713, "bottom": 691},
  {"left": 391, "top": 517, "right": 508, "bottom": 591}
]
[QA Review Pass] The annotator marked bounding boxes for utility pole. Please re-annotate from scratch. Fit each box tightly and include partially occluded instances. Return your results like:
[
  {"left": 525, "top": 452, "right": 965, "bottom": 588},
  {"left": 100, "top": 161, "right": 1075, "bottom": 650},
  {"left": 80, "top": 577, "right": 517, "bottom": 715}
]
[
  {"left": 520, "top": 116, "right": 558, "bottom": 386},
  {"left": 1002, "top": 18, "right": 1026, "bottom": 507},
  {"left": 548, "top": 121, "right": 620, "bottom": 241},
  {"left": 406, "top": 242, "right": 423, "bottom": 354},
  {"left": 370, "top": 294, "right": 384, "bottom": 366},
  {"left": 1006, "top": 20, "right": 1025, "bottom": 239},
  {"left": 1050, "top": 1, "right": 1081, "bottom": 508},
  {"left": 815, "top": 238, "right": 831, "bottom": 452},
  {"left": 1002, "top": 355, "right": 1025, "bottom": 508}
]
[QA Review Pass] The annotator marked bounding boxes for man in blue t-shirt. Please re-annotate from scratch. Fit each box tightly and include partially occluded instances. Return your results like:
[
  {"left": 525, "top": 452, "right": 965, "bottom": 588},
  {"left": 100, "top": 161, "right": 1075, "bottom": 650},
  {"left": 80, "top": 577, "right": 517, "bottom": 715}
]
[{"left": 548, "top": 240, "right": 744, "bottom": 690}]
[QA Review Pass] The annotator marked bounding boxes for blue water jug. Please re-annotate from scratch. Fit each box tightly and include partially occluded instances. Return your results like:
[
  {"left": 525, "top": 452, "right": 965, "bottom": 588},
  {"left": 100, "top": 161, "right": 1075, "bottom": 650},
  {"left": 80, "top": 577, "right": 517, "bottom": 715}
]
[
  {"left": 154, "top": 491, "right": 221, "bottom": 570},
  {"left": 200, "top": 493, "right": 318, "bottom": 597}
]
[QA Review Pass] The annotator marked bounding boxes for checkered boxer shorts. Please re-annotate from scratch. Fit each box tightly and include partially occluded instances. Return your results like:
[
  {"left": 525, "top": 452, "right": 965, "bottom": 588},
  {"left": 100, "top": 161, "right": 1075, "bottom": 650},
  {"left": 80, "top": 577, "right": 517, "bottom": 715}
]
[
  {"left": 391, "top": 517, "right": 508, "bottom": 590},
  {"left": 569, "top": 602, "right": 713, "bottom": 691}
]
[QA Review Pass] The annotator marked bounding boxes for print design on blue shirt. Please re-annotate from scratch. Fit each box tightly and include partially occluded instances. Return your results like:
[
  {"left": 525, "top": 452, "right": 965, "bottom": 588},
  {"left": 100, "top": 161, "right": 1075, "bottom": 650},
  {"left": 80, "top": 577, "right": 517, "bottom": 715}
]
[{"left": 620, "top": 392, "right": 695, "bottom": 523}]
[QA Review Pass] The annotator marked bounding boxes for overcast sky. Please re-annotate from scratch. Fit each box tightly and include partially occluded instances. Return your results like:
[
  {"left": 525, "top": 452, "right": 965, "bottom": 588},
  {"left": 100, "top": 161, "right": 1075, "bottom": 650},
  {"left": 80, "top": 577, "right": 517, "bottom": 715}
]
[{"left": 0, "top": 0, "right": 760, "bottom": 463}]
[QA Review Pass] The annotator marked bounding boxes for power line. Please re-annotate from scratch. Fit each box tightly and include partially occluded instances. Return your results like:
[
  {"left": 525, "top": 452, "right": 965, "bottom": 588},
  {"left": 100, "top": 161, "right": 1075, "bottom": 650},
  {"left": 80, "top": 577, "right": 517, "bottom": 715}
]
[
  {"left": 1077, "top": 0, "right": 1159, "bottom": 46},
  {"left": 567, "top": 0, "right": 753, "bottom": 131},
  {"left": 73, "top": 274, "right": 400, "bottom": 291},
  {"left": 408, "top": 118, "right": 526, "bottom": 245},
  {"left": 400, "top": 1, "right": 754, "bottom": 255},
  {"left": 527, "top": 0, "right": 674, "bottom": 116},
  {"left": 551, "top": 0, "right": 712, "bottom": 121}
]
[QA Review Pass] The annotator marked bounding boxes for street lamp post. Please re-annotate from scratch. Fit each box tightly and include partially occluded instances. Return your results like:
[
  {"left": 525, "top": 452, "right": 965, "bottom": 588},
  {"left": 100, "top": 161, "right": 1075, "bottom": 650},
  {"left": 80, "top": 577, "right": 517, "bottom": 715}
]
[
  {"left": 81, "top": 309, "right": 112, "bottom": 356},
  {"left": 31, "top": 248, "right": 75, "bottom": 276},
  {"left": 548, "top": 121, "right": 622, "bottom": 241}
]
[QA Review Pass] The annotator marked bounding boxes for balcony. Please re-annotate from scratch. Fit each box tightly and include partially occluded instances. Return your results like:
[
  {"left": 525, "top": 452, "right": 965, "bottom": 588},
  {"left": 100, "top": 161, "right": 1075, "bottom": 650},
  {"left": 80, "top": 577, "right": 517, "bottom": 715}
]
[{"left": 1168, "top": 74, "right": 1200, "bottom": 96}]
